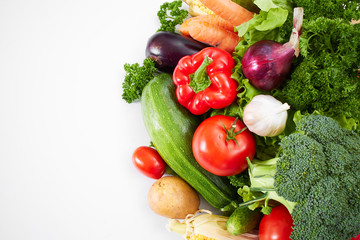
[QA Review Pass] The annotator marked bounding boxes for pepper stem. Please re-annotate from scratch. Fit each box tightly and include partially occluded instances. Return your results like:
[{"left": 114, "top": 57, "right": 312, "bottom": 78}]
[{"left": 189, "top": 56, "right": 213, "bottom": 93}]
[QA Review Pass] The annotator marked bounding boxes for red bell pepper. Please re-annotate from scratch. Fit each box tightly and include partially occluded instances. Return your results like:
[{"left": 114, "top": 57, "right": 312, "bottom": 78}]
[{"left": 173, "top": 47, "right": 238, "bottom": 115}]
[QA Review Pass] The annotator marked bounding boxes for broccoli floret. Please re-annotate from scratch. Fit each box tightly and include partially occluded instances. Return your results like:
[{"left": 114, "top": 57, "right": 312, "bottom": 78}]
[
  {"left": 291, "top": 176, "right": 343, "bottom": 239},
  {"left": 240, "top": 114, "right": 360, "bottom": 240},
  {"left": 274, "top": 133, "right": 327, "bottom": 202},
  {"left": 297, "top": 114, "right": 349, "bottom": 144},
  {"left": 228, "top": 171, "right": 250, "bottom": 189}
]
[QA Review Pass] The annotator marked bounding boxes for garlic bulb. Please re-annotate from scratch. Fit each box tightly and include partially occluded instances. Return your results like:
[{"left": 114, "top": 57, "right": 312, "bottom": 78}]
[{"left": 243, "top": 95, "right": 290, "bottom": 137}]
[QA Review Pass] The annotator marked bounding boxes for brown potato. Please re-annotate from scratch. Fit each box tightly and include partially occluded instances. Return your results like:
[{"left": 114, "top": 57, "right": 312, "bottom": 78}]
[{"left": 147, "top": 176, "right": 200, "bottom": 219}]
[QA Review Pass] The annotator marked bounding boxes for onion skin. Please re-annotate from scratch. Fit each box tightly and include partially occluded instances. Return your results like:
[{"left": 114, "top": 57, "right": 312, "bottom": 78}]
[
  {"left": 241, "top": 7, "right": 304, "bottom": 91},
  {"left": 242, "top": 40, "right": 295, "bottom": 91}
]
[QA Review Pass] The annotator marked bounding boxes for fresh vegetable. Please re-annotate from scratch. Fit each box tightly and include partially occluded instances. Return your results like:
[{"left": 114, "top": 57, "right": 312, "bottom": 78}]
[
  {"left": 124, "top": 0, "right": 360, "bottom": 238},
  {"left": 243, "top": 95, "right": 290, "bottom": 137},
  {"left": 168, "top": 210, "right": 259, "bottom": 240},
  {"left": 122, "top": 58, "right": 158, "bottom": 103},
  {"left": 182, "top": 20, "right": 240, "bottom": 53},
  {"left": 210, "top": 78, "right": 264, "bottom": 120},
  {"left": 241, "top": 7, "right": 304, "bottom": 90},
  {"left": 208, "top": 90, "right": 291, "bottom": 164},
  {"left": 210, "top": 75, "right": 294, "bottom": 162},
  {"left": 226, "top": 206, "right": 262, "bottom": 236},
  {"left": 148, "top": 176, "right": 200, "bottom": 219},
  {"left": 258, "top": 205, "right": 293, "bottom": 240},
  {"left": 237, "top": 114, "right": 360, "bottom": 240},
  {"left": 293, "top": 0, "right": 360, "bottom": 22},
  {"left": 199, "top": 0, "right": 254, "bottom": 27},
  {"left": 233, "top": 6, "right": 291, "bottom": 57},
  {"left": 132, "top": 146, "right": 166, "bottom": 179},
  {"left": 275, "top": 17, "right": 360, "bottom": 133},
  {"left": 173, "top": 47, "right": 238, "bottom": 115},
  {"left": 178, "top": 10, "right": 240, "bottom": 53},
  {"left": 179, "top": 14, "right": 235, "bottom": 36},
  {"left": 351, "top": 233, "right": 360, "bottom": 240},
  {"left": 141, "top": 73, "right": 237, "bottom": 208},
  {"left": 184, "top": 0, "right": 260, "bottom": 16},
  {"left": 228, "top": 171, "right": 250, "bottom": 189},
  {"left": 231, "top": 0, "right": 260, "bottom": 13},
  {"left": 183, "top": 0, "right": 214, "bottom": 16},
  {"left": 145, "top": 31, "right": 209, "bottom": 73},
  {"left": 157, "top": 0, "right": 188, "bottom": 32},
  {"left": 192, "top": 115, "right": 256, "bottom": 176}
]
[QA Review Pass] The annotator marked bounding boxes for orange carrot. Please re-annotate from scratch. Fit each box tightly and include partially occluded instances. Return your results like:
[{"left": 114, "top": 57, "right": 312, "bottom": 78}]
[
  {"left": 179, "top": 14, "right": 235, "bottom": 36},
  {"left": 187, "top": 20, "right": 240, "bottom": 53},
  {"left": 199, "top": 0, "right": 254, "bottom": 27}
]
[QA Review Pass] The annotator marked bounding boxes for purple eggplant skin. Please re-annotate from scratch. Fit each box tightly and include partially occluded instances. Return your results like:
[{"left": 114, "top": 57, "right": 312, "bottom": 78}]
[{"left": 145, "top": 31, "right": 210, "bottom": 73}]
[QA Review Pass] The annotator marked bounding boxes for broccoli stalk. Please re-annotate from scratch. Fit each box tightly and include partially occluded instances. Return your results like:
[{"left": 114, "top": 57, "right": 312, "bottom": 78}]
[
  {"left": 237, "top": 114, "right": 360, "bottom": 240},
  {"left": 240, "top": 157, "right": 297, "bottom": 214}
]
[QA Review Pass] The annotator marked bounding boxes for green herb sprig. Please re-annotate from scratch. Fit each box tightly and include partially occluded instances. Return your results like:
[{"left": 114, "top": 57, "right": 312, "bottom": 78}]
[{"left": 157, "top": 0, "right": 188, "bottom": 33}]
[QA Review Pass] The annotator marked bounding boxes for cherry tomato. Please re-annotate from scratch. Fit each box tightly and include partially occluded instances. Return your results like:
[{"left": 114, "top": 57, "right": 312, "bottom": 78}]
[
  {"left": 132, "top": 146, "right": 166, "bottom": 179},
  {"left": 192, "top": 115, "right": 256, "bottom": 176},
  {"left": 259, "top": 205, "right": 294, "bottom": 240}
]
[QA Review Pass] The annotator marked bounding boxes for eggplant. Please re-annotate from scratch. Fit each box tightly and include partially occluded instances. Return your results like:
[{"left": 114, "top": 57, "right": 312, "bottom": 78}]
[{"left": 145, "top": 31, "right": 210, "bottom": 73}]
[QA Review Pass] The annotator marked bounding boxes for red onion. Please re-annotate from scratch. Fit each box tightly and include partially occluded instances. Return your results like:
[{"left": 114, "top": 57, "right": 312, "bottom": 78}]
[{"left": 242, "top": 7, "right": 304, "bottom": 91}]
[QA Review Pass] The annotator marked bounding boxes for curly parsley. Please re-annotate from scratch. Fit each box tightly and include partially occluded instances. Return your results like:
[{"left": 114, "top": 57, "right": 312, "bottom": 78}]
[
  {"left": 293, "top": 0, "right": 360, "bottom": 22},
  {"left": 157, "top": 0, "right": 188, "bottom": 32},
  {"left": 122, "top": 58, "right": 158, "bottom": 103},
  {"left": 276, "top": 18, "right": 360, "bottom": 133}
]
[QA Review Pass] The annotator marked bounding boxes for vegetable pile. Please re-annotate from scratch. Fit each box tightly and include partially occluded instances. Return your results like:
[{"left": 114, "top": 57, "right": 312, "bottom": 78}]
[
  {"left": 275, "top": 18, "right": 360, "bottom": 133},
  {"left": 242, "top": 114, "right": 360, "bottom": 239},
  {"left": 122, "top": 0, "right": 360, "bottom": 239}
]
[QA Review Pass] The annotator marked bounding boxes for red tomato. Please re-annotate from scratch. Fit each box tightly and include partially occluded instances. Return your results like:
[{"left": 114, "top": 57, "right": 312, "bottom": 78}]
[
  {"left": 351, "top": 233, "right": 360, "bottom": 240},
  {"left": 192, "top": 115, "right": 256, "bottom": 176},
  {"left": 259, "top": 205, "right": 294, "bottom": 240},
  {"left": 132, "top": 146, "right": 166, "bottom": 179}
]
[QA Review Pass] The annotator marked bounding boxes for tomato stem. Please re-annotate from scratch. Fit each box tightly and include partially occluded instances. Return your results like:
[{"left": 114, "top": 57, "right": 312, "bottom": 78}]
[{"left": 221, "top": 118, "right": 248, "bottom": 146}]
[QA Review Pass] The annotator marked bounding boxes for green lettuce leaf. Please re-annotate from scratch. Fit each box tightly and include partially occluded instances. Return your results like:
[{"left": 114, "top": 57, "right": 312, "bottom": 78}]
[
  {"left": 254, "top": 0, "right": 293, "bottom": 12},
  {"left": 234, "top": 7, "right": 289, "bottom": 57}
]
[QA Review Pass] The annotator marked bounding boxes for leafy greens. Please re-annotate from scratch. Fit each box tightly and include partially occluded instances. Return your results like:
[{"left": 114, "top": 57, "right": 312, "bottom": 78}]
[{"left": 275, "top": 18, "right": 360, "bottom": 133}]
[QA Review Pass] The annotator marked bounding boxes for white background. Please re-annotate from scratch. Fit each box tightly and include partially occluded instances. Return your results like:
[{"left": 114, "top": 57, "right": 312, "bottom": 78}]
[{"left": 0, "top": 0, "right": 188, "bottom": 239}]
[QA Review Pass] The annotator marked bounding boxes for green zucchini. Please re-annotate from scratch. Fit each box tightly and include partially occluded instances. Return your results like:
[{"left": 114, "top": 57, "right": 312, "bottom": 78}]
[{"left": 141, "top": 73, "right": 236, "bottom": 209}]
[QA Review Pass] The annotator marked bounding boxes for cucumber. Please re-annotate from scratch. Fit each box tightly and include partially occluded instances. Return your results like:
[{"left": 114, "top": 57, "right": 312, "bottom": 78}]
[
  {"left": 141, "top": 73, "right": 236, "bottom": 209},
  {"left": 226, "top": 206, "right": 262, "bottom": 236}
]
